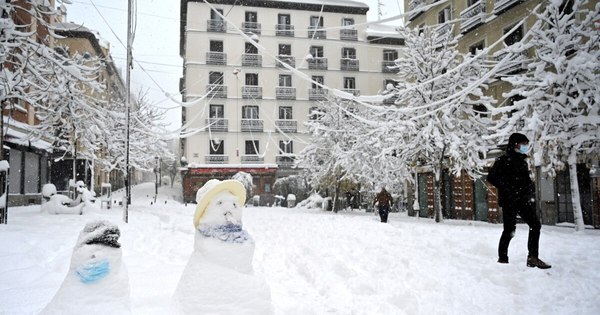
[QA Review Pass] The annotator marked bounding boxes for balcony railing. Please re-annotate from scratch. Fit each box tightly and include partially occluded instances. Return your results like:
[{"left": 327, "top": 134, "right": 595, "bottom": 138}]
[
  {"left": 434, "top": 23, "right": 453, "bottom": 45},
  {"left": 276, "top": 155, "right": 296, "bottom": 168},
  {"left": 241, "top": 155, "right": 264, "bottom": 164},
  {"left": 308, "top": 27, "right": 326, "bottom": 39},
  {"left": 340, "top": 59, "right": 359, "bottom": 71},
  {"left": 205, "top": 118, "right": 228, "bottom": 132},
  {"left": 382, "top": 60, "right": 396, "bottom": 73},
  {"left": 275, "top": 120, "right": 298, "bottom": 133},
  {"left": 206, "top": 52, "right": 226, "bottom": 65},
  {"left": 242, "top": 86, "right": 262, "bottom": 99},
  {"left": 242, "top": 21, "right": 261, "bottom": 35},
  {"left": 494, "top": 49, "right": 529, "bottom": 76},
  {"left": 342, "top": 89, "right": 360, "bottom": 97},
  {"left": 308, "top": 57, "right": 328, "bottom": 70},
  {"left": 276, "top": 24, "right": 294, "bottom": 36},
  {"left": 276, "top": 87, "right": 296, "bottom": 100},
  {"left": 309, "top": 88, "right": 328, "bottom": 101},
  {"left": 207, "top": 20, "right": 226, "bottom": 32},
  {"left": 493, "top": 0, "right": 521, "bottom": 15},
  {"left": 460, "top": 0, "right": 486, "bottom": 34},
  {"left": 241, "top": 119, "right": 264, "bottom": 132},
  {"left": 277, "top": 55, "right": 296, "bottom": 68},
  {"left": 206, "top": 84, "right": 227, "bottom": 98},
  {"left": 408, "top": 0, "right": 426, "bottom": 21},
  {"left": 205, "top": 155, "right": 228, "bottom": 164},
  {"left": 242, "top": 53, "right": 262, "bottom": 67},
  {"left": 340, "top": 29, "right": 358, "bottom": 41}
]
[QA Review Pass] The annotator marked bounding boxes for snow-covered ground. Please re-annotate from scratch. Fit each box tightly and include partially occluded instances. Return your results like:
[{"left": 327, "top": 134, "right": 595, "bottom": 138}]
[{"left": 1, "top": 182, "right": 599, "bottom": 314}]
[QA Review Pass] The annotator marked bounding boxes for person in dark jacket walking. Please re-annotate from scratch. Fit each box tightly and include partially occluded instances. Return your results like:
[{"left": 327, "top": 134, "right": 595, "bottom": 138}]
[
  {"left": 488, "top": 133, "right": 551, "bottom": 269},
  {"left": 373, "top": 187, "right": 393, "bottom": 223}
]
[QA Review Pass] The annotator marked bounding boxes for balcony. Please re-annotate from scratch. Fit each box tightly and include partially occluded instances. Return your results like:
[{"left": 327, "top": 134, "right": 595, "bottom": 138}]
[
  {"left": 383, "top": 95, "right": 398, "bottom": 105},
  {"left": 242, "top": 53, "right": 262, "bottom": 67},
  {"left": 340, "top": 29, "right": 358, "bottom": 41},
  {"left": 276, "top": 87, "right": 296, "bottom": 100},
  {"left": 434, "top": 23, "right": 453, "bottom": 45},
  {"left": 408, "top": 0, "right": 426, "bottom": 21},
  {"left": 308, "top": 57, "right": 328, "bottom": 70},
  {"left": 207, "top": 20, "right": 226, "bottom": 32},
  {"left": 242, "top": 86, "right": 262, "bottom": 99},
  {"left": 241, "top": 119, "right": 264, "bottom": 132},
  {"left": 276, "top": 155, "right": 296, "bottom": 168},
  {"left": 275, "top": 120, "right": 298, "bottom": 133},
  {"left": 340, "top": 59, "right": 359, "bottom": 71},
  {"left": 382, "top": 60, "right": 396, "bottom": 73},
  {"left": 308, "top": 27, "right": 326, "bottom": 39},
  {"left": 205, "top": 118, "right": 228, "bottom": 132},
  {"left": 309, "top": 88, "right": 328, "bottom": 101},
  {"left": 205, "top": 155, "right": 228, "bottom": 164},
  {"left": 206, "top": 52, "right": 226, "bottom": 65},
  {"left": 493, "top": 49, "right": 529, "bottom": 76},
  {"left": 206, "top": 84, "right": 227, "bottom": 98},
  {"left": 460, "top": 0, "right": 486, "bottom": 34},
  {"left": 277, "top": 55, "right": 296, "bottom": 68},
  {"left": 342, "top": 89, "right": 360, "bottom": 97},
  {"left": 241, "top": 155, "right": 264, "bottom": 164},
  {"left": 493, "top": 0, "right": 521, "bottom": 15},
  {"left": 276, "top": 24, "right": 294, "bottom": 36},
  {"left": 242, "top": 21, "right": 261, "bottom": 35}
]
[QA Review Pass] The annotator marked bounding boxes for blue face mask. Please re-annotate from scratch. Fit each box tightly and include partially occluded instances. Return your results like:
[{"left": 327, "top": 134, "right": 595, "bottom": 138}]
[
  {"left": 518, "top": 144, "right": 529, "bottom": 154},
  {"left": 75, "top": 259, "right": 111, "bottom": 284}
]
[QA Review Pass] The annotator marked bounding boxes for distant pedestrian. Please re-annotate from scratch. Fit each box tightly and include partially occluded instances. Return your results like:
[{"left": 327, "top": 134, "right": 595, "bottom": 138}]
[
  {"left": 373, "top": 187, "right": 393, "bottom": 223},
  {"left": 487, "top": 133, "right": 551, "bottom": 269}
]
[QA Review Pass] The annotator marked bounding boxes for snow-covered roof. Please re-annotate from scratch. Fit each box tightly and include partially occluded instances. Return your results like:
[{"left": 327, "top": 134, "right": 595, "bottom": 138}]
[
  {"left": 53, "top": 22, "right": 92, "bottom": 33},
  {"left": 271, "top": 0, "right": 369, "bottom": 8},
  {"left": 366, "top": 23, "right": 403, "bottom": 39},
  {"left": 3, "top": 117, "right": 52, "bottom": 151}
]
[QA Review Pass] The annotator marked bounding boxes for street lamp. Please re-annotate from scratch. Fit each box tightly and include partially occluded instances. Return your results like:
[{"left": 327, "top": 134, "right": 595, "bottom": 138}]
[{"left": 154, "top": 156, "right": 159, "bottom": 203}]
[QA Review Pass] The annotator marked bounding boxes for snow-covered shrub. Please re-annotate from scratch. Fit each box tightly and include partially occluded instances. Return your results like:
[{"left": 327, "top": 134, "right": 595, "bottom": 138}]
[
  {"left": 232, "top": 172, "right": 253, "bottom": 203},
  {"left": 273, "top": 175, "right": 308, "bottom": 204},
  {"left": 295, "top": 193, "right": 324, "bottom": 210}
]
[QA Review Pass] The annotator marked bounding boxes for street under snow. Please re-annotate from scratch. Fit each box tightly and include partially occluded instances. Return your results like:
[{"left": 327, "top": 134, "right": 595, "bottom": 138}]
[{"left": 1, "top": 183, "right": 599, "bottom": 314}]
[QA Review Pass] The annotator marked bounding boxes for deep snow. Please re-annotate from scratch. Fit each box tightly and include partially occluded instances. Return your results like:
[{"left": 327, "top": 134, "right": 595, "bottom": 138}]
[{"left": 1, "top": 182, "right": 599, "bottom": 314}]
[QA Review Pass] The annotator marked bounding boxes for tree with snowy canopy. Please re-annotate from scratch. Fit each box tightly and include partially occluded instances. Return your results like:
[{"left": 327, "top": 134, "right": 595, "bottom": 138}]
[
  {"left": 387, "top": 25, "right": 496, "bottom": 222},
  {"left": 496, "top": 0, "right": 600, "bottom": 231},
  {"left": 232, "top": 171, "right": 253, "bottom": 203}
]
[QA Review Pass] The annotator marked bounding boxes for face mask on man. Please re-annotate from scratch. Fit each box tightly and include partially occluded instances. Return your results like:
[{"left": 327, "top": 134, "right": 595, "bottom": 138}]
[{"left": 517, "top": 144, "right": 529, "bottom": 154}]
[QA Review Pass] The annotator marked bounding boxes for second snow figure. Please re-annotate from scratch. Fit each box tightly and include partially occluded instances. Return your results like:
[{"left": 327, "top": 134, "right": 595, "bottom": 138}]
[{"left": 173, "top": 179, "right": 273, "bottom": 314}]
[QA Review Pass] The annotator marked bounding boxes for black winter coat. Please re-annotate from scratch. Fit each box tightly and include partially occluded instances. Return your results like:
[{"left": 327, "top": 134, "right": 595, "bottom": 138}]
[{"left": 487, "top": 150, "right": 535, "bottom": 207}]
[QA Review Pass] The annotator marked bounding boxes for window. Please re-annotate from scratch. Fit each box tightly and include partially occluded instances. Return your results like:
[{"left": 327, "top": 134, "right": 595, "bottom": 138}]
[
  {"left": 309, "top": 106, "right": 323, "bottom": 120},
  {"left": 504, "top": 24, "right": 523, "bottom": 46},
  {"left": 209, "top": 71, "right": 224, "bottom": 84},
  {"left": 342, "top": 18, "right": 354, "bottom": 27},
  {"left": 438, "top": 7, "right": 451, "bottom": 24},
  {"left": 279, "top": 44, "right": 291, "bottom": 55},
  {"left": 279, "top": 75, "right": 292, "bottom": 87},
  {"left": 209, "top": 105, "right": 224, "bottom": 118},
  {"left": 343, "top": 77, "right": 356, "bottom": 89},
  {"left": 245, "top": 140, "right": 259, "bottom": 155},
  {"left": 210, "top": 40, "right": 223, "bottom": 52},
  {"left": 245, "top": 11, "right": 257, "bottom": 22},
  {"left": 278, "top": 14, "right": 291, "bottom": 25},
  {"left": 209, "top": 140, "right": 224, "bottom": 155},
  {"left": 383, "top": 49, "right": 398, "bottom": 61},
  {"left": 279, "top": 106, "right": 293, "bottom": 120},
  {"left": 469, "top": 41, "right": 485, "bottom": 56},
  {"left": 211, "top": 9, "right": 223, "bottom": 20},
  {"left": 342, "top": 47, "right": 356, "bottom": 59},
  {"left": 245, "top": 73, "right": 258, "bottom": 86},
  {"left": 467, "top": 0, "right": 478, "bottom": 6},
  {"left": 310, "top": 16, "right": 323, "bottom": 27},
  {"left": 242, "top": 105, "right": 259, "bottom": 119},
  {"left": 279, "top": 140, "right": 293, "bottom": 154},
  {"left": 311, "top": 76, "right": 324, "bottom": 88},
  {"left": 245, "top": 42, "right": 258, "bottom": 54},
  {"left": 310, "top": 46, "right": 324, "bottom": 58}
]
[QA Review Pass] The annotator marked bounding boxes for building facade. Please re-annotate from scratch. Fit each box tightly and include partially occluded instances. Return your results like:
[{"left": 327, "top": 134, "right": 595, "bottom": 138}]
[{"left": 179, "top": 0, "right": 404, "bottom": 204}]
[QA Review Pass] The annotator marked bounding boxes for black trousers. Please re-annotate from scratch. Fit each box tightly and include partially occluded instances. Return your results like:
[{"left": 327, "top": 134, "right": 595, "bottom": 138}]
[
  {"left": 498, "top": 201, "right": 542, "bottom": 260},
  {"left": 378, "top": 205, "right": 389, "bottom": 223}
]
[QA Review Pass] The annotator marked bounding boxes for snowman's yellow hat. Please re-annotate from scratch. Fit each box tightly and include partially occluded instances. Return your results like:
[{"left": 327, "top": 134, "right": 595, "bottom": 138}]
[{"left": 194, "top": 179, "right": 246, "bottom": 228}]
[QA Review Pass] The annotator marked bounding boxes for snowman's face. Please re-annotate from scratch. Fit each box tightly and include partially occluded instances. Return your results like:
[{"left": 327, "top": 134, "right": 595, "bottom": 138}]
[{"left": 202, "top": 191, "right": 242, "bottom": 226}]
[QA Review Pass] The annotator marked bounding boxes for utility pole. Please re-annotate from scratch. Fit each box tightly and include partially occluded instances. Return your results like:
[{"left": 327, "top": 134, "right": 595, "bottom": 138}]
[{"left": 124, "top": 0, "right": 134, "bottom": 223}]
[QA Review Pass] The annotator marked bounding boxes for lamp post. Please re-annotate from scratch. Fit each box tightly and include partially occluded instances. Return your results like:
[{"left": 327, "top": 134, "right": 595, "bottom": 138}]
[{"left": 154, "top": 156, "right": 159, "bottom": 203}]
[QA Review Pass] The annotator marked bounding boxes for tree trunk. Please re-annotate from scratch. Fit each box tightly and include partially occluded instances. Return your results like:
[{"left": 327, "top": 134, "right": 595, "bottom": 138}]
[
  {"left": 434, "top": 145, "right": 447, "bottom": 223},
  {"left": 568, "top": 151, "right": 585, "bottom": 231}
]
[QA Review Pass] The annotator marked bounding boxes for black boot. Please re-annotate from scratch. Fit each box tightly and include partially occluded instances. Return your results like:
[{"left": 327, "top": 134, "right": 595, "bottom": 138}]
[
  {"left": 497, "top": 257, "right": 509, "bottom": 264},
  {"left": 527, "top": 256, "right": 551, "bottom": 269}
]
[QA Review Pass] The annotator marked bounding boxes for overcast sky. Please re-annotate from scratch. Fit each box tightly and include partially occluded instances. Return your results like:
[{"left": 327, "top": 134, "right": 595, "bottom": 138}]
[{"left": 65, "top": 0, "right": 404, "bottom": 132}]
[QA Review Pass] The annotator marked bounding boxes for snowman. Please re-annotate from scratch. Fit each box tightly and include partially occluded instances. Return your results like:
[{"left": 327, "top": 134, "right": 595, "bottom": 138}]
[
  {"left": 173, "top": 179, "right": 272, "bottom": 314},
  {"left": 41, "top": 220, "right": 130, "bottom": 315}
]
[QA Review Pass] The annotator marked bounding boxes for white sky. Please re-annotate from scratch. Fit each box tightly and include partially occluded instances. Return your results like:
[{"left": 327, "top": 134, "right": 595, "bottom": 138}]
[{"left": 65, "top": 0, "right": 405, "bottom": 132}]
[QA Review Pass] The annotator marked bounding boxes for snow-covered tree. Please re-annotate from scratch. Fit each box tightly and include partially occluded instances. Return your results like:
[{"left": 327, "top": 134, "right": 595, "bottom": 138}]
[
  {"left": 232, "top": 171, "right": 253, "bottom": 203},
  {"left": 496, "top": 0, "right": 600, "bottom": 231},
  {"left": 388, "top": 26, "right": 496, "bottom": 222}
]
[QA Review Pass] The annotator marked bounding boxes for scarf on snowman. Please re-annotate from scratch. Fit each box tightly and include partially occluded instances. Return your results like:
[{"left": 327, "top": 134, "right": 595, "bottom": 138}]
[{"left": 197, "top": 223, "right": 250, "bottom": 243}]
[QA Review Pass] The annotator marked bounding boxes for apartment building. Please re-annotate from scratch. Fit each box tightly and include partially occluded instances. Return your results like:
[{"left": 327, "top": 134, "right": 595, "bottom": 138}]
[
  {"left": 403, "top": 0, "right": 599, "bottom": 227},
  {"left": 179, "top": 0, "right": 404, "bottom": 204}
]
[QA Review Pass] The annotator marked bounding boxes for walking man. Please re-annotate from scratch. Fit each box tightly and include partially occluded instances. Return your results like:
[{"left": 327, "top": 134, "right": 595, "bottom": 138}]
[{"left": 373, "top": 187, "right": 393, "bottom": 223}]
